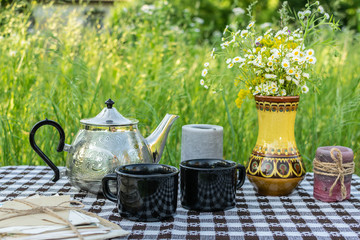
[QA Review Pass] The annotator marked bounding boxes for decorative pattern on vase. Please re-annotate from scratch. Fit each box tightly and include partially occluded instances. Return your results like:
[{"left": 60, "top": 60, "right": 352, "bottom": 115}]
[
  {"left": 246, "top": 96, "right": 306, "bottom": 196},
  {"left": 255, "top": 100, "right": 299, "bottom": 112},
  {"left": 247, "top": 155, "right": 305, "bottom": 178}
]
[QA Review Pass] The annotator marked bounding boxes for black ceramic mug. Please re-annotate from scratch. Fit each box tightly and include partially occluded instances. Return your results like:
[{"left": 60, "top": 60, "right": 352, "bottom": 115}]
[
  {"left": 180, "top": 159, "right": 246, "bottom": 211},
  {"left": 102, "top": 164, "right": 179, "bottom": 222}
]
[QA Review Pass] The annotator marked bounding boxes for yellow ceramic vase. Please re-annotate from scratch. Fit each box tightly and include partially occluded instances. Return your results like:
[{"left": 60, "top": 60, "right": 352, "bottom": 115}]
[{"left": 246, "top": 96, "right": 306, "bottom": 196}]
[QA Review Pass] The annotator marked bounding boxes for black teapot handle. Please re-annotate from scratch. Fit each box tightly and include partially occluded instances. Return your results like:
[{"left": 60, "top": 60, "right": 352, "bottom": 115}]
[{"left": 29, "top": 119, "right": 65, "bottom": 182}]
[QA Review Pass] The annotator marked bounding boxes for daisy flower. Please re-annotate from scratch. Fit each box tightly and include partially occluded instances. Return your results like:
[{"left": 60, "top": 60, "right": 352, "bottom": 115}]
[
  {"left": 261, "top": 22, "right": 272, "bottom": 29},
  {"left": 287, "top": 68, "right": 296, "bottom": 75},
  {"left": 303, "top": 73, "right": 310, "bottom": 79},
  {"left": 281, "top": 60, "right": 290, "bottom": 68},
  {"left": 270, "top": 82, "right": 277, "bottom": 88},
  {"left": 324, "top": 13, "right": 330, "bottom": 19},
  {"left": 318, "top": 6, "right": 324, "bottom": 14},
  {"left": 286, "top": 53, "right": 293, "bottom": 58},
  {"left": 280, "top": 89, "right": 287, "bottom": 96},
  {"left": 264, "top": 28, "right": 272, "bottom": 36},
  {"left": 228, "top": 63, "right": 234, "bottom": 68},
  {"left": 263, "top": 85, "right": 270, "bottom": 94},
  {"left": 292, "top": 48, "right": 301, "bottom": 57},
  {"left": 301, "top": 85, "right": 309, "bottom": 93},
  {"left": 298, "top": 11, "right": 305, "bottom": 19},
  {"left": 201, "top": 69, "right": 208, "bottom": 77},
  {"left": 306, "top": 49, "right": 315, "bottom": 56},
  {"left": 304, "top": 10, "right": 311, "bottom": 17},
  {"left": 200, "top": 79, "right": 205, "bottom": 85},
  {"left": 204, "top": 62, "right": 209, "bottom": 67},
  {"left": 275, "top": 30, "right": 283, "bottom": 38},
  {"left": 267, "top": 61, "right": 274, "bottom": 67},
  {"left": 265, "top": 74, "right": 277, "bottom": 79},
  {"left": 279, "top": 79, "right": 284, "bottom": 84},
  {"left": 253, "top": 89, "right": 260, "bottom": 95},
  {"left": 255, "top": 36, "right": 263, "bottom": 44},
  {"left": 270, "top": 87, "right": 278, "bottom": 95},
  {"left": 9, "top": 50, "right": 17, "bottom": 57},
  {"left": 226, "top": 58, "right": 232, "bottom": 64},
  {"left": 247, "top": 21, "right": 255, "bottom": 29},
  {"left": 308, "top": 56, "right": 317, "bottom": 64},
  {"left": 241, "top": 30, "right": 248, "bottom": 38},
  {"left": 273, "top": 52, "right": 281, "bottom": 58},
  {"left": 204, "top": 85, "right": 209, "bottom": 89},
  {"left": 255, "top": 85, "right": 262, "bottom": 92},
  {"left": 233, "top": 56, "right": 245, "bottom": 63}
]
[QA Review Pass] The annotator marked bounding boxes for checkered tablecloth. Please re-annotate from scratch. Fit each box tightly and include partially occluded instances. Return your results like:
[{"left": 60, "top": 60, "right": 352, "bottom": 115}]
[{"left": 1, "top": 166, "right": 360, "bottom": 240}]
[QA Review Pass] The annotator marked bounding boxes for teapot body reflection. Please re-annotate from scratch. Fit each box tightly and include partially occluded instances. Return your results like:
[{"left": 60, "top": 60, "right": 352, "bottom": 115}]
[{"left": 29, "top": 99, "right": 178, "bottom": 194}]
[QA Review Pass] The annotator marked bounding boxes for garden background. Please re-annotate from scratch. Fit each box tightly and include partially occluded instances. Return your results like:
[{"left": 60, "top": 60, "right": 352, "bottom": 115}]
[{"left": 0, "top": 0, "right": 359, "bottom": 173}]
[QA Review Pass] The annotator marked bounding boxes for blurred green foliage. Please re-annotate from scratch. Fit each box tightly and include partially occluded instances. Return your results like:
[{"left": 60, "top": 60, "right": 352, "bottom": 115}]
[
  {"left": 1, "top": 0, "right": 359, "bottom": 34},
  {"left": 166, "top": 0, "right": 360, "bottom": 34}
]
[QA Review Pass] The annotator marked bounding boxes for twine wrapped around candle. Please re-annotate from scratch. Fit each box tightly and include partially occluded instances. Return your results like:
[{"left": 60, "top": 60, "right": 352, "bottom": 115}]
[
  {"left": 313, "top": 148, "right": 354, "bottom": 200},
  {"left": 0, "top": 199, "right": 85, "bottom": 240}
]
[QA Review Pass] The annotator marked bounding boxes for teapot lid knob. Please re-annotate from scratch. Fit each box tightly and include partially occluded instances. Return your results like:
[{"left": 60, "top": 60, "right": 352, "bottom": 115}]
[
  {"left": 80, "top": 98, "right": 138, "bottom": 126},
  {"left": 105, "top": 99, "right": 115, "bottom": 109}
]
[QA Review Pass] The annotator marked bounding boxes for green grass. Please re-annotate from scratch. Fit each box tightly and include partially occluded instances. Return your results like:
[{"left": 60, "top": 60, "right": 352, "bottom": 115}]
[{"left": 0, "top": 2, "right": 359, "bottom": 174}]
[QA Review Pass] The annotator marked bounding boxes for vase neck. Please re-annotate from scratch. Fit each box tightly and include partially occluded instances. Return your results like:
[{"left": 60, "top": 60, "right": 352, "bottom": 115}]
[{"left": 254, "top": 96, "right": 299, "bottom": 156}]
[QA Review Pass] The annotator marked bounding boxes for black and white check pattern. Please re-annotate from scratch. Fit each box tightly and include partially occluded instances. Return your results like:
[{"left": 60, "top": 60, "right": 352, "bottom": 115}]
[{"left": 1, "top": 166, "right": 360, "bottom": 239}]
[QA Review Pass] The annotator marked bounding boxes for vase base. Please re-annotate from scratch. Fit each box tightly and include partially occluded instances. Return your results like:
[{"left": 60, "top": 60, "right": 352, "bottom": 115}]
[{"left": 247, "top": 174, "right": 304, "bottom": 196}]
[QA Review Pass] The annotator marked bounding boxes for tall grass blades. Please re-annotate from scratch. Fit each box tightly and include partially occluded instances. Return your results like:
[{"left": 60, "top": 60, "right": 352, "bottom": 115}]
[{"left": 0, "top": 1, "right": 359, "bottom": 174}]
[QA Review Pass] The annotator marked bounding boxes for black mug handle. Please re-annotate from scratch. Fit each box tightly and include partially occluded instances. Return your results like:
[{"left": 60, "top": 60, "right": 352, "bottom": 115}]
[
  {"left": 102, "top": 173, "right": 118, "bottom": 202},
  {"left": 29, "top": 119, "right": 65, "bottom": 182},
  {"left": 236, "top": 164, "right": 246, "bottom": 188}
]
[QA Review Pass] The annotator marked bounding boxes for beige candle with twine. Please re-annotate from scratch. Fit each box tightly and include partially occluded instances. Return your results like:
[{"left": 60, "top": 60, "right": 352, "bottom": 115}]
[{"left": 313, "top": 146, "right": 354, "bottom": 202}]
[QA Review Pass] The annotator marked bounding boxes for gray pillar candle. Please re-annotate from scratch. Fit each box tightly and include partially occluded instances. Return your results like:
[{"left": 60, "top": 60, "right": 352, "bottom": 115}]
[{"left": 181, "top": 124, "right": 223, "bottom": 162}]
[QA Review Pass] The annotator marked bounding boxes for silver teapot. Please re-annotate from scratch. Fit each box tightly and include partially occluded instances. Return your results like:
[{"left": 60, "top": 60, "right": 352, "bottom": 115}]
[{"left": 29, "top": 99, "right": 179, "bottom": 194}]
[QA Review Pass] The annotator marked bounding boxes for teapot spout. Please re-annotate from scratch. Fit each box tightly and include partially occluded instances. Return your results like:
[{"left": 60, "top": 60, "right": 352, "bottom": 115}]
[{"left": 145, "top": 114, "right": 179, "bottom": 163}]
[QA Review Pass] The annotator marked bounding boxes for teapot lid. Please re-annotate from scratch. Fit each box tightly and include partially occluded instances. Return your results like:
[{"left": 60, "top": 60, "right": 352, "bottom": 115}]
[{"left": 80, "top": 99, "right": 138, "bottom": 126}]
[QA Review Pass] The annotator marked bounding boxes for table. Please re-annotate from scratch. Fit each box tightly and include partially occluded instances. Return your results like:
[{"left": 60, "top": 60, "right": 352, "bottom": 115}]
[{"left": 1, "top": 166, "right": 360, "bottom": 239}]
